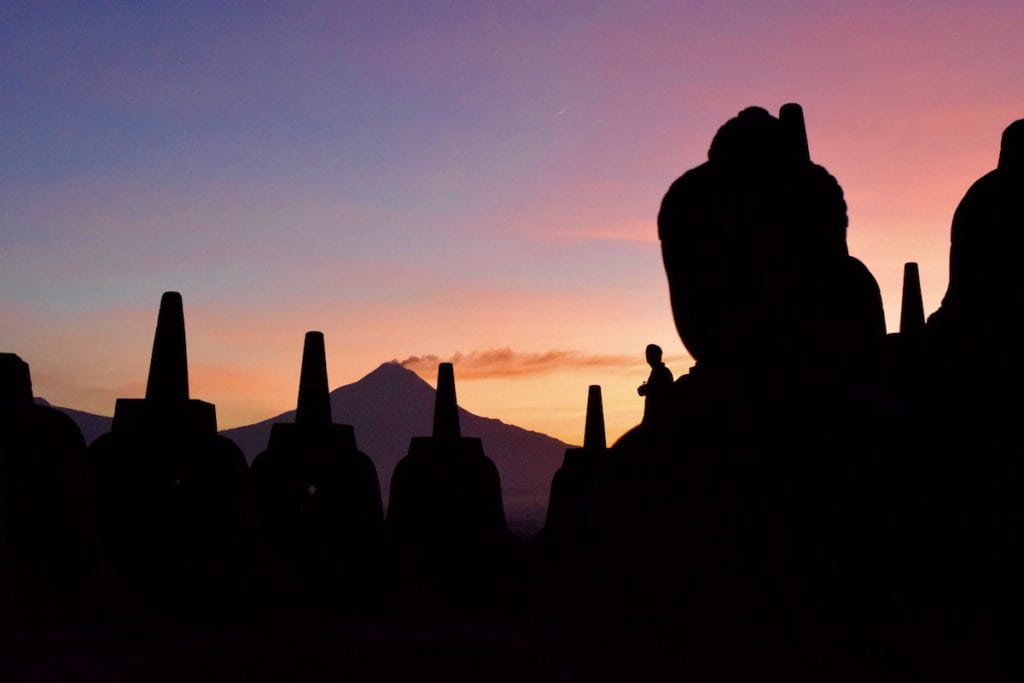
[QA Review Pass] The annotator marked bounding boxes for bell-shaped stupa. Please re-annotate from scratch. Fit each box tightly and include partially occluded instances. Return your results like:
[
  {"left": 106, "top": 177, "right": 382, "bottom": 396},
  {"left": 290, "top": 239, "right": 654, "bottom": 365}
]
[
  {"left": 250, "top": 331, "right": 383, "bottom": 610},
  {"left": 88, "top": 292, "right": 249, "bottom": 620},
  {"left": 385, "top": 363, "right": 510, "bottom": 613}
]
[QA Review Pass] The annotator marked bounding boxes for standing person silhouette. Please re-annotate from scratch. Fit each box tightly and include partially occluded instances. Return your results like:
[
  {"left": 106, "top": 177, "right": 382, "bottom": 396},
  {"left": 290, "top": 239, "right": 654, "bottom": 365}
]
[{"left": 637, "top": 344, "right": 673, "bottom": 422}]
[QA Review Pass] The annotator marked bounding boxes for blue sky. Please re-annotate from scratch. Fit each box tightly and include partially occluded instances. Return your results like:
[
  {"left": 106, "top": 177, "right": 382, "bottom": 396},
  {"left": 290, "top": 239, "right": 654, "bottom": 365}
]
[{"left": 3, "top": 1, "right": 1023, "bottom": 441}]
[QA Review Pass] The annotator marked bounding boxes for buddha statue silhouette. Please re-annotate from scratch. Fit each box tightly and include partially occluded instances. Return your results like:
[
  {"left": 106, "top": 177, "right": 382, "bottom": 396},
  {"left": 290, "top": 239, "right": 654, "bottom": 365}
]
[{"left": 582, "top": 104, "right": 892, "bottom": 680}]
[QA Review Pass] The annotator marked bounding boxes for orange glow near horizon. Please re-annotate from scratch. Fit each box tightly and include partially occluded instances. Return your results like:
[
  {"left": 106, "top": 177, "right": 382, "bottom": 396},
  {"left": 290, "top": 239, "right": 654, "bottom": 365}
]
[{"left": 4, "top": 3, "right": 1023, "bottom": 446}]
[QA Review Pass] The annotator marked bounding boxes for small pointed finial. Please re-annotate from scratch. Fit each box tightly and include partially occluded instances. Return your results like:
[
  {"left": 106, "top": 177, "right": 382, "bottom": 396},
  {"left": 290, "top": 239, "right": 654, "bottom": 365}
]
[
  {"left": 432, "top": 362, "right": 461, "bottom": 442},
  {"left": 295, "top": 331, "right": 332, "bottom": 426},
  {"left": 779, "top": 102, "right": 811, "bottom": 163},
  {"left": 0, "top": 353, "right": 34, "bottom": 414},
  {"left": 998, "top": 119, "right": 1024, "bottom": 173},
  {"left": 583, "top": 385, "right": 606, "bottom": 451},
  {"left": 145, "top": 292, "right": 189, "bottom": 402},
  {"left": 900, "top": 262, "right": 926, "bottom": 335}
]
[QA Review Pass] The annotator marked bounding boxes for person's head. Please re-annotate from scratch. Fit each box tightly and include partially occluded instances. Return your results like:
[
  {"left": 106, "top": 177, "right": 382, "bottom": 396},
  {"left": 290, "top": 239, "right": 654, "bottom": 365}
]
[
  {"left": 645, "top": 344, "right": 663, "bottom": 366},
  {"left": 658, "top": 104, "right": 860, "bottom": 368}
]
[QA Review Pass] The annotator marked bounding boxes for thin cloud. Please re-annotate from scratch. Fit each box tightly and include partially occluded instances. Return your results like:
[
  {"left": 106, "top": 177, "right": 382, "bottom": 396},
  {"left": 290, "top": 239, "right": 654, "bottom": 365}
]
[{"left": 394, "top": 348, "right": 645, "bottom": 380}]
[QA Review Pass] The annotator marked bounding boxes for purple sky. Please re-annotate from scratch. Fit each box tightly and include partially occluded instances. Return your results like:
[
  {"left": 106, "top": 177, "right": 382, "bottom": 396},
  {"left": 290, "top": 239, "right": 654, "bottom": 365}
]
[{"left": 3, "top": 1, "right": 1023, "bottom": 442}]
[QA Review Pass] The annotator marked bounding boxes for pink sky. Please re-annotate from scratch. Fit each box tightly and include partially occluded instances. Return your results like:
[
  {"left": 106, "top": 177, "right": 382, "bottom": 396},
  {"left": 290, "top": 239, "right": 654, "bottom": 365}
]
[{"left": 2, "top": 2, "right": 1022, "bottom": 443}]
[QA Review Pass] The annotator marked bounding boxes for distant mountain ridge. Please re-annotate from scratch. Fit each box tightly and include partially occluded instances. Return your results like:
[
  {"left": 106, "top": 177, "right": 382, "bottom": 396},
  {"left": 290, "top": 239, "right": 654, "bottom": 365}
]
[
  {"left": 223, "top": 363, "right": 568, "bottom": 529},
  {"left": 34, "top": 397, "right": 113, "bottom": 445},
  {"left": 41, "top": 363, "right": 569, "bottom": 532}
]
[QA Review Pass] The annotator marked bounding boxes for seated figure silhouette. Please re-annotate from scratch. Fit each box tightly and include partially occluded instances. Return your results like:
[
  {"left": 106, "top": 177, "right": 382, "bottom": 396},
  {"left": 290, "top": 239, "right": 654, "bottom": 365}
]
[
  {"left": 583, "top": 104, "right": 892, "bottom": 679},
  {"left": 0, "top": 353, "right": 99, "bottom": 627},
  {"left": 385, "top": 363, "right": 512, "bottom": 614},
  {"left": 906, "top": 119, "right": 1024, "bottom": 679},
  {"left": 637, "top": 344, "right": 673, "bottom": 422},
  {"left": 88, "top": 292, "right": 251, "bottom": 621},
  {"left": 250, "top": 331, "right": 383, "bottom": 612}
]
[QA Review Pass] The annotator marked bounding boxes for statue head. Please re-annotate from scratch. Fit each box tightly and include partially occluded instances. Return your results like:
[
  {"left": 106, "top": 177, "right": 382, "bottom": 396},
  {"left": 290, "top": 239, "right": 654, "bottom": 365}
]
[{"left": 658, "top": 105, "right": 870, "bottom": 369}]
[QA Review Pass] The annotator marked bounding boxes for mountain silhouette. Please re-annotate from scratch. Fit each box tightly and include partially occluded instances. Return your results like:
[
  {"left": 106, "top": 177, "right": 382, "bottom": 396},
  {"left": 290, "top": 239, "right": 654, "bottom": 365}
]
[
  {"left": 34, "top": 364, "right": 568, "bottom": 532},
  {"left": 224, "top": 362, "right": 566, "bottom": 532},
  {"left": 33, "top": 398, "right": 112, "bottom": 445}
]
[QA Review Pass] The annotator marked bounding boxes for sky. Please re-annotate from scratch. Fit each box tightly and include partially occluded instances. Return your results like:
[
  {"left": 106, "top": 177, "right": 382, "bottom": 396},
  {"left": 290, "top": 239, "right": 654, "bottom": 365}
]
[{"left": 2, "top": 1, "right": 1023, "bottom": 444}]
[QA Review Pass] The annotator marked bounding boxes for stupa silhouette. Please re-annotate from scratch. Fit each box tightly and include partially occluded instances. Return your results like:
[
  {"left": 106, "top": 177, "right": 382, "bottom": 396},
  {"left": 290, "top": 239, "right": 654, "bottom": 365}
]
[
  {"left": 385, "top": 363, "right": 511, "bottom": 613},
  {"left": 532, "top": 385, "right": 610, "bottom": 620},
  {"left": 0, "top": 353, "right": 98, "bottom": 626},
  {"left": 907, "top": 119, "right": 1024, "bottom": 678},
  {"left": 900, "top": 262, "right": 925, "bottom": 336},
  {"left": 542, "top": 385, "right": 607, "bottom": 538},
  {"left": 88, "top": 292, "right": 250, "bottom": 620},
  {"left": 250, "top": 331, "right": 383, "bottom": 610},
  {"left": 883, "top": 261, "right": 929, "bottom": 426}
]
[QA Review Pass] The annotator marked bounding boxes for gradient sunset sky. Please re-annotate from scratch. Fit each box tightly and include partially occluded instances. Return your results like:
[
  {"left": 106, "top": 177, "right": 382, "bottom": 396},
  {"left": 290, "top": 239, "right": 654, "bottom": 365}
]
[{"left": 3, "top": 1, "right": 1023, "bottom": 444}]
